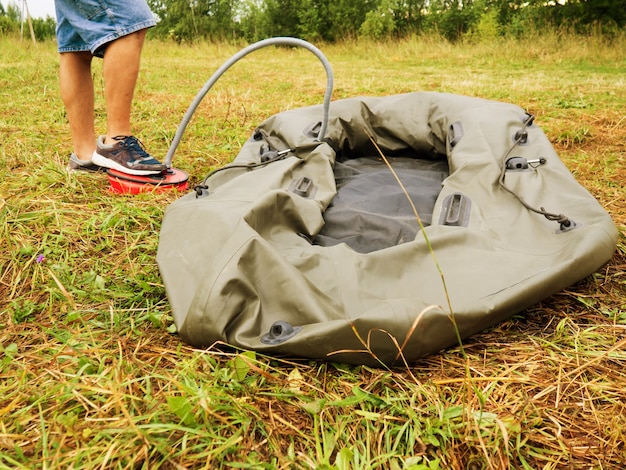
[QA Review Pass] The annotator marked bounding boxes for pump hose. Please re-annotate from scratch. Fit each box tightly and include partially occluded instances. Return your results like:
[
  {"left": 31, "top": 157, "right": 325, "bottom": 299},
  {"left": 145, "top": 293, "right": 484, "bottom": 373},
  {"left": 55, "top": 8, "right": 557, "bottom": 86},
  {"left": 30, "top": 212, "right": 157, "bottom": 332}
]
[{"left": 164, "top": 37, "right": 334, "bottom": 168}]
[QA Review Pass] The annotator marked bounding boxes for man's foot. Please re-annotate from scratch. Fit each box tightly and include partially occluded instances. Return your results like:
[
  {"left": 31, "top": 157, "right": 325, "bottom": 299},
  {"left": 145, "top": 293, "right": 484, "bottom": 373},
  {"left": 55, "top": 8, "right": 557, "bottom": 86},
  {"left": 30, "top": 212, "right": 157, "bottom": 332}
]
[
  {"left": 92, "top": 135, "right": 167, "bottom": 176},
  {"left": 67, "top": 152, "right": 107, "bottom": 172}
]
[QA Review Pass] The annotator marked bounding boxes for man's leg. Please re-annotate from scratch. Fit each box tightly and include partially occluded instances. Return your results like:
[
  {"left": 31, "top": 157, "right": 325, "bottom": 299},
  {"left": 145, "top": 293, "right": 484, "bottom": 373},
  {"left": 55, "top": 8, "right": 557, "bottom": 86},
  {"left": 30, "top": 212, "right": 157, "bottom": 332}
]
[
  {"left": 59, "top": 51, "right": 96, "bottom": 162},
  {"left": 102, "top": 29, "right": 147, "bottom": 143},
  {"left": 92, "top": 29, "right": 165, "bottom": 175}
]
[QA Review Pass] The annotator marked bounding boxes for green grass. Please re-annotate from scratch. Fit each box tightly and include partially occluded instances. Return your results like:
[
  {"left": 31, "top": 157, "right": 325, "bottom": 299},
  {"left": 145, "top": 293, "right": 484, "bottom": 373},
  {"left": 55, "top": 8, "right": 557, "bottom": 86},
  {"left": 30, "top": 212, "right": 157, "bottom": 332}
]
[{"left": 1, "top": 32, "right": 626, "bottom": 468}]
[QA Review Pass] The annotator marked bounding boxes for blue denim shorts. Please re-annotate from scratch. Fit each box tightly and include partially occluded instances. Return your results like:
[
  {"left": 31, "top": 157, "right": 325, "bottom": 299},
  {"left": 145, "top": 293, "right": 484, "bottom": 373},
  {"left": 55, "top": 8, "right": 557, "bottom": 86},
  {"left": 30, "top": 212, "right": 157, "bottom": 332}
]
[{"left": 55, "top": 0, "right": 156, "bottom": 57}]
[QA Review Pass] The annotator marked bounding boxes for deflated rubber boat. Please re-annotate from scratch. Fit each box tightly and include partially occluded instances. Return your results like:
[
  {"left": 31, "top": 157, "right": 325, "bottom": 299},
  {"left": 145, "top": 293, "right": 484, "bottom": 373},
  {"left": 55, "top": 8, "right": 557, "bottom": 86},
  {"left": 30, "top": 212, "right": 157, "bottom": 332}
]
[{"left": 157, "top": 42, "right": 617, "bottom": 367}]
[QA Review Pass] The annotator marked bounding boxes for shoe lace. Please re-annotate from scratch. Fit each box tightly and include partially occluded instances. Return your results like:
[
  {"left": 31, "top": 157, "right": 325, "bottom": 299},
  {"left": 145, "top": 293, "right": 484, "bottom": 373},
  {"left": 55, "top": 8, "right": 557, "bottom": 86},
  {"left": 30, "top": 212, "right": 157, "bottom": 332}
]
[{"left": 113, "top": 135, "right": 151, "bottom": 160}]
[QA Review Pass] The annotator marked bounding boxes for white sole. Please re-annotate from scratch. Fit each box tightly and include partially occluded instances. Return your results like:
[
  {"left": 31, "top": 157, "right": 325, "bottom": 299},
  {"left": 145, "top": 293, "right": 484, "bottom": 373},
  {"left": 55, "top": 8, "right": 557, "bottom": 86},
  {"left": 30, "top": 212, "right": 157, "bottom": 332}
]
[{"left": 92, "top": 152, "right": 163, "bottom": 176}]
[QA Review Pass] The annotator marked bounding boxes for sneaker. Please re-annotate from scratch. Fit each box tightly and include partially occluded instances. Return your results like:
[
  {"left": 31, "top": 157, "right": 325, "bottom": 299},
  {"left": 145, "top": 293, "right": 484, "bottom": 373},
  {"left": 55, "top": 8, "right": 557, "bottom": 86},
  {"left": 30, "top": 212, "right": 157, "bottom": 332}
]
[
  {"left": 67, "top": 152, "right": 107, "bottom": 172},
  {"left": 92, "top": 135, "right": 167, "bottom": 176}
]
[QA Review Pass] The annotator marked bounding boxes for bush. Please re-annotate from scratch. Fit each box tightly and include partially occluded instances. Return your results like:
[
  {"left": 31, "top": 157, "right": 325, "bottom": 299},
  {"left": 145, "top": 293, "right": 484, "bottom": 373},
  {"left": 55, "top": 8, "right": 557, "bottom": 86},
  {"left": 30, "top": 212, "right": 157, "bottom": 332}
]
[
  {"left": 468, "top": 9, "right": 500, "bottom": 41},
  {"left": 360, "top": 6, "right": 395, "bottom": 39},
  {"left": 0, "top": 15, "right": 18, "bottom": 36},
  {"left": 32, "top": 17, "right": 57, "bottom": 41}
]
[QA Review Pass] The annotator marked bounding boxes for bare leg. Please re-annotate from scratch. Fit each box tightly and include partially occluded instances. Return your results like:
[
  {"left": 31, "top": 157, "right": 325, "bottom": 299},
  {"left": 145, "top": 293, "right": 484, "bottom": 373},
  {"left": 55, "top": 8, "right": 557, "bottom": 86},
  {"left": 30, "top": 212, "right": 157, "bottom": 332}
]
[
  {"left": 59, "top": 51, "right": 96, "bottom": 161},
  {"left": 102, "top": 29, "right": 147, "bottom": 144}
]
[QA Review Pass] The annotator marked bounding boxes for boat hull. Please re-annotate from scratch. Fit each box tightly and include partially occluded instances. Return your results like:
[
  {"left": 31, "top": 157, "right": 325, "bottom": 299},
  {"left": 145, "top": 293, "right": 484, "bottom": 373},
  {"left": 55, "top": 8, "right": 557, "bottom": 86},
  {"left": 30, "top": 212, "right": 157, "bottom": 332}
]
[{"left": 157, "top": 92, "right": 617, "bottom": 366}]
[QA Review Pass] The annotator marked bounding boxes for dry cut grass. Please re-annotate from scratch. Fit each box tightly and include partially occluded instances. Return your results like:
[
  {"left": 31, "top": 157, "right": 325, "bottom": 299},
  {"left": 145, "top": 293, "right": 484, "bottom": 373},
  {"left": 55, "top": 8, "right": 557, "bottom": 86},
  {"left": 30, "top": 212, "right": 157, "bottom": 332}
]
[{"left": 1, "top": 32, "right": 625, "bottom": 468}]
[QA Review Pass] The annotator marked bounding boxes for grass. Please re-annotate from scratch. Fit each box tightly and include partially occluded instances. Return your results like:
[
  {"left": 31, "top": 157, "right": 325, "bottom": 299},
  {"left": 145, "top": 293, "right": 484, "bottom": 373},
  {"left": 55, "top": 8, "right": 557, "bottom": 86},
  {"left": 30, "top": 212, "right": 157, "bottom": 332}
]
[{"left": 1, "top": 31, "right": 625, "bottom": 468}]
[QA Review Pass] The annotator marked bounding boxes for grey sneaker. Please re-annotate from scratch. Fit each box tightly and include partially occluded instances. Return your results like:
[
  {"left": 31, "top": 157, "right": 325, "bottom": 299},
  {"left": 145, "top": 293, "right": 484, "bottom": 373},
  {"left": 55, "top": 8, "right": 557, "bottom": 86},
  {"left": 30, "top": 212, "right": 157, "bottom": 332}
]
[
  {"left": 92, "top": 135, "right": 166, "bottom": 176},
  {"left": 68, "top": 152, "right": 106, "bottom": 172}
]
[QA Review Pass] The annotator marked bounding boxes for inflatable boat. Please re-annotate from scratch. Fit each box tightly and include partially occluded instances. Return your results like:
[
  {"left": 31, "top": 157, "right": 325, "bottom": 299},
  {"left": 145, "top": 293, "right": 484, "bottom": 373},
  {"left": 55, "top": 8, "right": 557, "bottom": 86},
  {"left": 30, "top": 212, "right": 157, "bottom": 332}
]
[
  {"left": 156, "top": 39, "right": 616, "bottom": 366},
  {"left": 157, "top": 89, "right": 617, "bottom": 366}
]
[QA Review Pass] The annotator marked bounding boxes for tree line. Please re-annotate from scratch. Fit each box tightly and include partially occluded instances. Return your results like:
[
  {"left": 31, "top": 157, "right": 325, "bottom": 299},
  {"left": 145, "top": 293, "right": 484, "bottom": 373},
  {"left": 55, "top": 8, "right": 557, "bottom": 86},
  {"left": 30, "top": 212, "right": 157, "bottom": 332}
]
[
  {"left": 146, "top": 0, "right": 625, "bottom": 42},
  {"left": 1, "top": 0, "right": 624, "bottom": 43},
  {"left": 0, "top": 3, "right": 56, "bottom": 40}
]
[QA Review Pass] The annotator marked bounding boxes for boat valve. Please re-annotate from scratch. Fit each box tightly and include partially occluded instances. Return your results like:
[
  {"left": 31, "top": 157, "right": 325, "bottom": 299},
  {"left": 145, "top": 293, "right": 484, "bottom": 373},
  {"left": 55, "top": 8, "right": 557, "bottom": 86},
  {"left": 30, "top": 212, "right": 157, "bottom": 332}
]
[
  {"left": 260, "top": 147, "right": 294, "bottom": 162},
  {"left": 505, "top": 157, "right": 546, "bottom": 171},
  {"left": 261, "top": 321, "right": 302, "bottom": 345}
]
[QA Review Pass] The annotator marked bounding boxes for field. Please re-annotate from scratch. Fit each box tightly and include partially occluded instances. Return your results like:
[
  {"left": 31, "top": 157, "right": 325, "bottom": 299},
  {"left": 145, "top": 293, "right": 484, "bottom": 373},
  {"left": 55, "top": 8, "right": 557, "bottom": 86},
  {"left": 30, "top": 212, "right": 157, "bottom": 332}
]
[{"left": 1, "top": 33, "right": 625, "bottom": 468}]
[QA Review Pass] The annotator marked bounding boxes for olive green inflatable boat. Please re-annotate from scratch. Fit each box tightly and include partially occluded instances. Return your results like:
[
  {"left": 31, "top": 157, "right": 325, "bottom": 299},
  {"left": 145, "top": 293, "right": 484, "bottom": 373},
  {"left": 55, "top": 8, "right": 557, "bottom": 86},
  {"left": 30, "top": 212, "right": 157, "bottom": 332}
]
[{"left": 157, "top": 91, "right": 617, "bottom": 366}]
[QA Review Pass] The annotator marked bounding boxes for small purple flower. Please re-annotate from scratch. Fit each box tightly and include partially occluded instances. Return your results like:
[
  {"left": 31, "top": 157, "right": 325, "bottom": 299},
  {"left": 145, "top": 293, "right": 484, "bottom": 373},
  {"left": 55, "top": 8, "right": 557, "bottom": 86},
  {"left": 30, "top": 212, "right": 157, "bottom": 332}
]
[{"left": 36, "top": 254, "right": 45, "bottom": 264}]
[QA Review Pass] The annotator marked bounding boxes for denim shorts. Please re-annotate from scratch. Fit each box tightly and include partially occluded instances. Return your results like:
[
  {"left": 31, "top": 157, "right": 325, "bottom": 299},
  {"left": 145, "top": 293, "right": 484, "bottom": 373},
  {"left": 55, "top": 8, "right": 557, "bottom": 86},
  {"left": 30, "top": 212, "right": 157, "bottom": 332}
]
[{"left": 55, "top": 0, "right": 156, "bottom": 57}]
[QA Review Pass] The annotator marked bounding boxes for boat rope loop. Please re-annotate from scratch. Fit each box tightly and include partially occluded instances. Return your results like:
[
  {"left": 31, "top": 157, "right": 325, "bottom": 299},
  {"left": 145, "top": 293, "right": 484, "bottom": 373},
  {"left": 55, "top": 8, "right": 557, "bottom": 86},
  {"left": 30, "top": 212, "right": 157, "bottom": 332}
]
[
  {"left": 498, "top": 113, "right": 575, "bottom": 232},
  {"left": 193, "top": 148, "right": 294, "bottom": 198}
]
